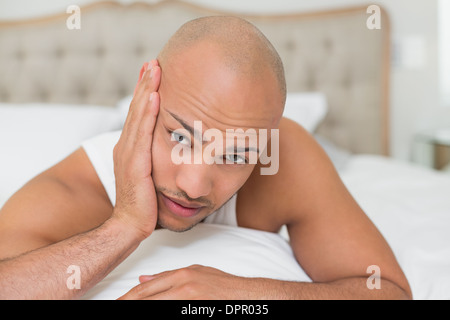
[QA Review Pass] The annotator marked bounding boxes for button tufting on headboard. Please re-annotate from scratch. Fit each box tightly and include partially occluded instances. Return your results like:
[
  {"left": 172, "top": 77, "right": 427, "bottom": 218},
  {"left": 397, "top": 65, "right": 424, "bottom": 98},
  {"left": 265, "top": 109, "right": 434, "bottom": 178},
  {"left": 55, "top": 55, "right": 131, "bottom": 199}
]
[
  {"left": 14, "top": 49, "right": 25, "bottom": 61},
  {"left": 134, "top": 46, "right": 144, "bottom": 56},
  {"left": 323, "top": 38, "right": 333, "bottom": 53},
  {"left": 95, "top": 46, "right": 106, "bottom": 57},
  {"left": 54, "top": 47, "right": 65, "bottom": 59}
]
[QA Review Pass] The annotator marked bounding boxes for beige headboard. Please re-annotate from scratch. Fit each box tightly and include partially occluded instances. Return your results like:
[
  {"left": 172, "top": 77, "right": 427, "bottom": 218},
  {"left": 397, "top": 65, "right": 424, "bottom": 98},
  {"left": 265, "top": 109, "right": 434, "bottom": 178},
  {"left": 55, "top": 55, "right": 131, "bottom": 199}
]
[{"left": 0, "top": 0, "right": 390, "bottom": 155}]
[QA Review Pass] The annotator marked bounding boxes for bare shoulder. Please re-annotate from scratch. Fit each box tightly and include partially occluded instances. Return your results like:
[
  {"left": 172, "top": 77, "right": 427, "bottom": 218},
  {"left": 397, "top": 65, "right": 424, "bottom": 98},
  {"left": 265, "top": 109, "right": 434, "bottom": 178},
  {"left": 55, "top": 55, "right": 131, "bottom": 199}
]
[
  {"left": 0, "top": 148, "right": 112, "bottom": 259},
  {"left": 237, "top": 117, "right": 335, "bottom": 230}
]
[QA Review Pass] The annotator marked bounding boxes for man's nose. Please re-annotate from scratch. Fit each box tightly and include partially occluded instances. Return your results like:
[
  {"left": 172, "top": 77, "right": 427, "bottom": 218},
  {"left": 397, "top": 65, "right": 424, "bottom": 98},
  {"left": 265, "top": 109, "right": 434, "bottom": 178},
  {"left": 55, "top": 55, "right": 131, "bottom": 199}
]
[{"left": 175, "top": 163, "right": 213, "bottom": 200}]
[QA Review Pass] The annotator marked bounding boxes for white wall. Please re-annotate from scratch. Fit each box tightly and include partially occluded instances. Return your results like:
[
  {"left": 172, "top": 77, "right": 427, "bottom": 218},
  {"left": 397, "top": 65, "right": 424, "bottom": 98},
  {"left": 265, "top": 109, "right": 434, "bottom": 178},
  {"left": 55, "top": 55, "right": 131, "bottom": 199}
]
[
  {"left": 439, "top": 0, "right": 450, "bottom": 108},
  {"left": 0, "top": 0, "right": 448, "bottom": 161}
]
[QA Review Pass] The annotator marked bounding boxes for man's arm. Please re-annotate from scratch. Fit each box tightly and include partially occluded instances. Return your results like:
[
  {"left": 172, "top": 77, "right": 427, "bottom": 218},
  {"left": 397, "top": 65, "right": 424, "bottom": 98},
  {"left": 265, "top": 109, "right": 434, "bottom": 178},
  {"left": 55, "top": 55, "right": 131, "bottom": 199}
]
[
  {"left": 0, "top": 145, "right": 142, "bottom": 299},
  {"left": 0, "top": 148, "right": 113, "bottom": 260},
  {"left": 276, "top": 118, "right": 412, "bottom": 299},
  {"left": 241, "top": 117, "right": 412, "bottom": 299},
  {"left": 0, "top": 216, "right": 141, "bottom": 299},
  {"left": 0, "top": 60, "right": 161, "bottom": 299},
  {"left": 236, "top": 117, "right": 411, "bottom": 299}
]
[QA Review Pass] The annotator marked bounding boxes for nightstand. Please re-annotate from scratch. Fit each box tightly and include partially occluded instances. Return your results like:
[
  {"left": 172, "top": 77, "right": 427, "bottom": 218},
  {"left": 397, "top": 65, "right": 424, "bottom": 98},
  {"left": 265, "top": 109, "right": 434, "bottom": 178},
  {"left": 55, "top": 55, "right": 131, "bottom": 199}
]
[{"left": 413, "top": 128, "right": 450, "bottom": 171}]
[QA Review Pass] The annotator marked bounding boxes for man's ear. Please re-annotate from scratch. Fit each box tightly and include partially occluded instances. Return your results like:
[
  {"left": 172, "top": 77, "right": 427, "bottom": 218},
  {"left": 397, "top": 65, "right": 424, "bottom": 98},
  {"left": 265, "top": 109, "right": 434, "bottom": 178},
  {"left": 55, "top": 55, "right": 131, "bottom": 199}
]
[{"left": 133, "top": 62, "right": 149, "bottom": 96}]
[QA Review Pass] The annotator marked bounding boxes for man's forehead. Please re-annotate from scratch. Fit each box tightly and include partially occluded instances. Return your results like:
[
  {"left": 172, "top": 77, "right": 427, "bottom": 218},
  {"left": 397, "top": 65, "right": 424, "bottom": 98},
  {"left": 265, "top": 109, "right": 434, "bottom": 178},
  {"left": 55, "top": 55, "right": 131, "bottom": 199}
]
[
  {"left": 164, "top": 108, "right": 261, "bottom": 138},
  {"left": 159, "top": 40, "right": 283, "bottom": 129}
]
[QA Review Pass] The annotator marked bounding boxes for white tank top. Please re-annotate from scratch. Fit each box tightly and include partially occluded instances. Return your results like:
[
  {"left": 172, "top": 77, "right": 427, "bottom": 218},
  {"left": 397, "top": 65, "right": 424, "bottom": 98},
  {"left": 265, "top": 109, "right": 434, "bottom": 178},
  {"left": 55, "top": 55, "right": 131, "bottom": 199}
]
[
  {"left": 203, "top": 194, "right": 237, "bottom": 226},
  {"left": 81, "top": 130, "right": 238, "bottom": 227}
]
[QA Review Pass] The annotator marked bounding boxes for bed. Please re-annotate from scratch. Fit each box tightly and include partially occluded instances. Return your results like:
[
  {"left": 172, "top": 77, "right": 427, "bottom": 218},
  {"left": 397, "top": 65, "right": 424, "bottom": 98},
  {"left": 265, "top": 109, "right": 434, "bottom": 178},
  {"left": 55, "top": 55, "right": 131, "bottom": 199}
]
[{"left": 0, "top": 0, "right": 449, "bottom": 300}]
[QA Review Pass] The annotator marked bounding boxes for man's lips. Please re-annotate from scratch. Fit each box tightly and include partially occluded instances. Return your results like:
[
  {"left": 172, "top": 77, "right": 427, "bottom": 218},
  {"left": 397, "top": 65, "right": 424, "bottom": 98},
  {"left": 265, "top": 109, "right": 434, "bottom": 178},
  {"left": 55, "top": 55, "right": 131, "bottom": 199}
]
[
  {"left": 164, "top": 194, "right": 203, "bottom": 209},
  {"left": 160, "top": 193, "right": 204, "bottom": 218}
]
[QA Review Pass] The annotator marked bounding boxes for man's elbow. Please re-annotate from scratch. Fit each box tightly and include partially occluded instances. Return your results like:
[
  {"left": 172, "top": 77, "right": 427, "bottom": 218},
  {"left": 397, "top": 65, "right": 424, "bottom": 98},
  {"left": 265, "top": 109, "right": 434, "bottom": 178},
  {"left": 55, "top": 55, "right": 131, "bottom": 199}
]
[{"left": 379, "top": 278, "right": 412, "bottom": 300}]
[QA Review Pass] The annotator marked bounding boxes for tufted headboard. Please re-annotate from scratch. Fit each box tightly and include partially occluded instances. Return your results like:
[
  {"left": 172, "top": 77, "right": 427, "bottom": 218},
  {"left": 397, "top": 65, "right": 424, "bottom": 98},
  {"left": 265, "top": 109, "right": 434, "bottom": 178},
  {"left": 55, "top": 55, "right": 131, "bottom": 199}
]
[{"left": 0, "top": 0, "right": 390, "bottom": 155}]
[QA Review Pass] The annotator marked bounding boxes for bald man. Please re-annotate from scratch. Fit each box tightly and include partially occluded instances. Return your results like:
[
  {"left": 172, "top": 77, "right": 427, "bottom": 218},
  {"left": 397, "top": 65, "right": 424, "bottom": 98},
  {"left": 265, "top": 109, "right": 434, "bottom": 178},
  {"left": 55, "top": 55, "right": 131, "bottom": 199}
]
[{"left": 0, "top": 17, "right": 411, "bottom": 299}]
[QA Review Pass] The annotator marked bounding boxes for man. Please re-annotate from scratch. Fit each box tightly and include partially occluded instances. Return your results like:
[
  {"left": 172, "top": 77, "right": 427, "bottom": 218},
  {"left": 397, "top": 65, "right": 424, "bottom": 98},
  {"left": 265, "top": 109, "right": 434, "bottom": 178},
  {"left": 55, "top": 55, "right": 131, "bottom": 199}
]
[{"left": 0, "top": 16, "right": 411, "bottom": 299}]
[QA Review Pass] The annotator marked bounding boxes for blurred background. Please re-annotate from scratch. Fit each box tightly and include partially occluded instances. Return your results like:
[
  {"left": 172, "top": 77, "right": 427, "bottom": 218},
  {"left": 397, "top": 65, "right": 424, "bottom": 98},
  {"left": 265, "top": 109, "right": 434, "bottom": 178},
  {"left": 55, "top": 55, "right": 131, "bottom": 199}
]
[{"left": 0, "top": 0, "right": 449, "bottom": 170}]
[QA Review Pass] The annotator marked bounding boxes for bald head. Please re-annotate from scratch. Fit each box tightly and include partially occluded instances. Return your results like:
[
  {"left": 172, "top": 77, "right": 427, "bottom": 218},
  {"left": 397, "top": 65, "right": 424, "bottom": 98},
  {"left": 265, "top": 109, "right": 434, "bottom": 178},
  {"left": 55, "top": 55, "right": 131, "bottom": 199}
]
[{"left": 158, "top": 16, "right": 286, "bottom": 112}]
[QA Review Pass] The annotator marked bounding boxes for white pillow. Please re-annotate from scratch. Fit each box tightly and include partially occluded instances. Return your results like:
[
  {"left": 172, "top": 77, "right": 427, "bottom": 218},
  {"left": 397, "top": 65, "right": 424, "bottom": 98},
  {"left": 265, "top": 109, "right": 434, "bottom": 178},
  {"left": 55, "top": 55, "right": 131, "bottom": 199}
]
[
  {"left": 82, "top": 223, "right": 311, "bottom": 300},
  {"left": 283, "top": 92, "right": 328, "bottom": 132},
  {"left": 0, "top": 102, "right": 124, "bottom": 207}
]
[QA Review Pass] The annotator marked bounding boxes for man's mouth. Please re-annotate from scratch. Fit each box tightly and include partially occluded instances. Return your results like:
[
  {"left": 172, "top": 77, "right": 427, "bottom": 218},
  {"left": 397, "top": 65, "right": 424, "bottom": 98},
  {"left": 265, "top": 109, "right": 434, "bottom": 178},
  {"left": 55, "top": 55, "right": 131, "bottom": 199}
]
[{"left": 160, "top": 193, "right": 204, "bottom": 218}]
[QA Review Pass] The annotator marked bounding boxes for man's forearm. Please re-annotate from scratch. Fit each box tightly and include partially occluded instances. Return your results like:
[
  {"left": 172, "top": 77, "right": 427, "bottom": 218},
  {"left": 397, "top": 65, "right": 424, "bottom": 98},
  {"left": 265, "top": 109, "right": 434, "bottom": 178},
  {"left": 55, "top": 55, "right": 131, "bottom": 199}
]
[
  {"left": 0, "top": 218, "right": 141, "bottom": 299},
  {"left": 247, "top": 277, "right": 411, "bottom": 300}
]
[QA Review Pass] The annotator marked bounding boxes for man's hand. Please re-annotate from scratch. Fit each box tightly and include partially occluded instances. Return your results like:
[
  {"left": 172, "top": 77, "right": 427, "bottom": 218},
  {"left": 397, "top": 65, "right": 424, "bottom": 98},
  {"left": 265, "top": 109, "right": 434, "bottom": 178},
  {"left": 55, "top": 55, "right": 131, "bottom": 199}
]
[
  {"left": 112, "top": 59, "right": 161, "bottom": 240},
  {"left": 117, "top": 265, "right": 259, "bottom": 300}
]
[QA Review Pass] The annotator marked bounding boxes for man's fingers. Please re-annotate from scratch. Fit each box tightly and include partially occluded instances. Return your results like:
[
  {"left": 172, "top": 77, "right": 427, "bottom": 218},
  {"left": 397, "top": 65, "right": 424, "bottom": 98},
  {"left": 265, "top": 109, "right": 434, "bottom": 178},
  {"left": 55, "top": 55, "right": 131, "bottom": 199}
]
[
  {"left": 133, "top": 60, "right": 158, "bottom": 96},
  {"left": 123, "top": 62, "right": 161, "bottom": 144},
  {"left": 124, "top": 61, "right": 151, "bottom": 130},
  {"left": 118, "top": 273, "right": 172, "bottom": 300},
  {"left": 114, "top": 60, "right": 161, "bottom": 180},
  {"left": 135, "top": 92, "right": 160, "bottom": 157},
  {"left": 139, "top": 275, "right": 156, "bottom": 283},
  {"left": 133, "top": 61, "right": 160, "bottom": 104}
]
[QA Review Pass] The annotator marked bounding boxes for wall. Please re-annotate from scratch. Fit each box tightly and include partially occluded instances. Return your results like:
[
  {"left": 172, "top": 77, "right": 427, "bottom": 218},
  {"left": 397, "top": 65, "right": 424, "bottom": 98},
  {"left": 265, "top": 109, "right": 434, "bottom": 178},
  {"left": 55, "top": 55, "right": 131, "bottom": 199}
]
[{"left": 0, "top": 0, "right": 447, "bottom": 161}]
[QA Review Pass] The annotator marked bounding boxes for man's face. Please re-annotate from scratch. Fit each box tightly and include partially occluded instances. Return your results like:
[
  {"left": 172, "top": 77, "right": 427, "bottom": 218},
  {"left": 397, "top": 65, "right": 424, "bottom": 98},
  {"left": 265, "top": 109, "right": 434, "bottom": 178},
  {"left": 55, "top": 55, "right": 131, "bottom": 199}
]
[{"left": 151, "top": 42, "right": 281, "bottom": 232}]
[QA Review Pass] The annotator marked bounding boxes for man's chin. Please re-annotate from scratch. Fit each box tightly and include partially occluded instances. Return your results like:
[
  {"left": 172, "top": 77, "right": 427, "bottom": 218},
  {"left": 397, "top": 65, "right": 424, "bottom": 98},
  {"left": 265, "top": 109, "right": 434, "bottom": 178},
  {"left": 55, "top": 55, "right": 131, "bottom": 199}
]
[{"left": 156, "top": 214, "right": 203, "bottom": 233}]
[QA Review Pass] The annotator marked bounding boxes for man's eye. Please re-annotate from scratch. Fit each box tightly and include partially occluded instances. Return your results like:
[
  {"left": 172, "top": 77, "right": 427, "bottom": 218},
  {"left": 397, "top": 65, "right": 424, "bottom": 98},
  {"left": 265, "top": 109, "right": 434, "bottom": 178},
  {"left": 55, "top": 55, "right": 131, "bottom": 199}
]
[
  {"left": 171, "top": 131, "right": 191, "bottom": 146},
  {"left": 224, "top": 154, "right": 247, "bottom": 164}
]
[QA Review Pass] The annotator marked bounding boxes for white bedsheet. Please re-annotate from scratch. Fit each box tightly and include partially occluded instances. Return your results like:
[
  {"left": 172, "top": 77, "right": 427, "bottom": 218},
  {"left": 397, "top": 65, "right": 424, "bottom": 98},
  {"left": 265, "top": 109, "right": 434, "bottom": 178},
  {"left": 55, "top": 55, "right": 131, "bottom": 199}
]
[{"left": 339, "top": 155, "right": 450, "bottom": 300}]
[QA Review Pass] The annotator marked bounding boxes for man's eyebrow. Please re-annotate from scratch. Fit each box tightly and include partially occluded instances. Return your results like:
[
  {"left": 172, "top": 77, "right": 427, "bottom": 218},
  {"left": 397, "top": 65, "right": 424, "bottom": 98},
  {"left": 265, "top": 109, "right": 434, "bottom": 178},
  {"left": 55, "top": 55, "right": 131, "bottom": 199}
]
[
  {"left": 167, "top": 111, "right": 202, "bottom": 138},
  {"left": 227, "top": 146, "right": 260, "bottom": 153},
  {"left": 168, "top": 110, "right": 260, "bottom": 153}
]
